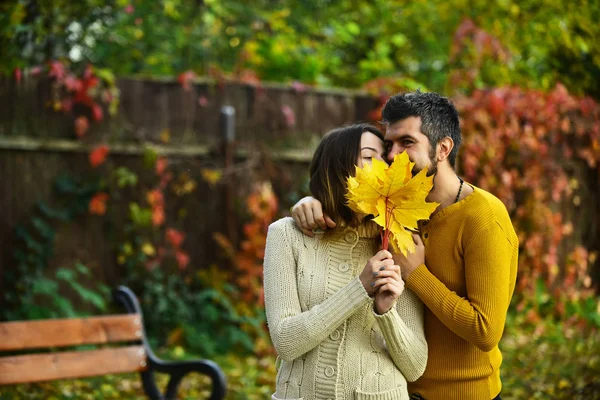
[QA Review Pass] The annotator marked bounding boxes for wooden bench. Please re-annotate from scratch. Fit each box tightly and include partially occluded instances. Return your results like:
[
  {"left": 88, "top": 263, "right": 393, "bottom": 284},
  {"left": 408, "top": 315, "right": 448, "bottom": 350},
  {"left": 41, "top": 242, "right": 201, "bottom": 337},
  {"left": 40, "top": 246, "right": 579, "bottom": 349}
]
[{"left": 0, "top": 286, "right": 227, "bottom": 400}]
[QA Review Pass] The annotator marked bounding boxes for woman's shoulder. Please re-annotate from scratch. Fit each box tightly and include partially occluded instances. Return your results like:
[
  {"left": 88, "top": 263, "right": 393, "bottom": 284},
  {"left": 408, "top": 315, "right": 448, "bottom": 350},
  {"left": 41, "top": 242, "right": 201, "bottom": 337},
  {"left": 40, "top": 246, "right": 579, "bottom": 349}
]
[{"left": 268, "top": 217, "right": 302, "bottom": 237}]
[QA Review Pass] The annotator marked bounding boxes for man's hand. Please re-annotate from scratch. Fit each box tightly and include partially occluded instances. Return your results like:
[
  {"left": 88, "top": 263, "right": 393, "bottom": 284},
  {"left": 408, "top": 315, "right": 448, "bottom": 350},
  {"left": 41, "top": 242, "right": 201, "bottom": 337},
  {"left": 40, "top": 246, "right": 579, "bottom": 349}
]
[
  {"left": 290, "top": 196, "right": 336, "bottom": 237},
  {"left": 393, "top": 233, "right": 425, "bottom": 281}
]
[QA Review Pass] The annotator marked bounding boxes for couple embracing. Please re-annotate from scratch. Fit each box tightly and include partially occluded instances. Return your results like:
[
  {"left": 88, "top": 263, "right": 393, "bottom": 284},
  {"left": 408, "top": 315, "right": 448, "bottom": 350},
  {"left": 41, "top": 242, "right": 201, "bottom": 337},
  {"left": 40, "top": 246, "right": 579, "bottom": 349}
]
[{"left": 263, "top": 91, "right": 519, "bottom": 400}]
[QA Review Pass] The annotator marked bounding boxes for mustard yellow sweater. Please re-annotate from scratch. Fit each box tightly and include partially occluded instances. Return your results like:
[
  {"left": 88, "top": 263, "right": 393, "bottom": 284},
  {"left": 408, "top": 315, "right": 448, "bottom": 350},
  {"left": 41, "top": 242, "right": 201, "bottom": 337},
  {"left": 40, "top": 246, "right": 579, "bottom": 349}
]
[
  {"left": 406, "top": 186, "right": 519, "bottom": 400},
  {"left": 264, "top": 218, "right": 428, "bottom": 400}
]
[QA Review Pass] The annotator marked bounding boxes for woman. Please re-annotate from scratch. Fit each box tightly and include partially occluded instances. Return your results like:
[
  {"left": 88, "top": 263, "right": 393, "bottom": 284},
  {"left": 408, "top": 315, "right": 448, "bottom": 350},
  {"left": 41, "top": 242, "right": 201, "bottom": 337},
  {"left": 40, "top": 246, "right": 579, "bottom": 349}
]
[{"left": 263, "top": 123, "right": 427, "bottom": 400}]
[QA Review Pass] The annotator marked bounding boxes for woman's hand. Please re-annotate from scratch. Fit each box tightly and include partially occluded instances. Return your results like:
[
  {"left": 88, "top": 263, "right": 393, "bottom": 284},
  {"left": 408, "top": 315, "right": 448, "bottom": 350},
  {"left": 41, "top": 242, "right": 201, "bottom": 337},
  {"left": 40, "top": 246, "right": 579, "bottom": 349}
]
[
  {"left": 359, "top": 250, "right": 395, "bottom": 297},
  {"left": 373, "top": 266, "right": 405, "bottom": 315}
]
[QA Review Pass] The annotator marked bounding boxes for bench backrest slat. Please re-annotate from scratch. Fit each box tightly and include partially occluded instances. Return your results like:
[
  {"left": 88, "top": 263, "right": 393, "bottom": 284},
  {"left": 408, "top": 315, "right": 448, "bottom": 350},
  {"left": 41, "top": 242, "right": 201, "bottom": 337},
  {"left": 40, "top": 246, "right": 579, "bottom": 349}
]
[
  {"left": 0, "top": 345, "right": 147, "bottom": 385},
  {"left": 0, "top": 314, "right": 142, "bottom": 351}
]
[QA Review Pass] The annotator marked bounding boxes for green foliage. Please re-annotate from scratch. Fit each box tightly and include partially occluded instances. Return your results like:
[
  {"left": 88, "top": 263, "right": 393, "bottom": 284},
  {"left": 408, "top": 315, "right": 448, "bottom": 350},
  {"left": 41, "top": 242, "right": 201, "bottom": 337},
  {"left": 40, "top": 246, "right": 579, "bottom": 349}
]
[
  {"left": 114, "top": 167, "right": 138, "bottom": 188},
  {"left": 2, "top": 174, "right": 101, "bottom": 321},
  {"left": 502, "top": 305, "right": 600, "bottom": 399},
  {"left": 126, "top": 266, "right": 259, "bottom": 358},
  {"left": 2, "top": 0, "right": 600, "bottom": 98}
]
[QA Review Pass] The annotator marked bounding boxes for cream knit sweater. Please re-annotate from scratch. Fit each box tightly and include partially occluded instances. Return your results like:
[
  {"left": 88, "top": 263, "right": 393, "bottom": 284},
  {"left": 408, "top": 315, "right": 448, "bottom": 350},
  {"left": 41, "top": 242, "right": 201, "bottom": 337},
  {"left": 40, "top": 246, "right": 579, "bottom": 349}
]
[{"left": 264, "top": 218, "right": 428, "bottom": 400}]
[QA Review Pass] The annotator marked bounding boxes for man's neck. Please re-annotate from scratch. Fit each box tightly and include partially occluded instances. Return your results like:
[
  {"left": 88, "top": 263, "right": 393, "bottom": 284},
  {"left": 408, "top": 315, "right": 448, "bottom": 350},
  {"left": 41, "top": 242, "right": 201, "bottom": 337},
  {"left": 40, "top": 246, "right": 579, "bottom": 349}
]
[{"left": 427, "top": 164, "right": 462, "bottom": 210}]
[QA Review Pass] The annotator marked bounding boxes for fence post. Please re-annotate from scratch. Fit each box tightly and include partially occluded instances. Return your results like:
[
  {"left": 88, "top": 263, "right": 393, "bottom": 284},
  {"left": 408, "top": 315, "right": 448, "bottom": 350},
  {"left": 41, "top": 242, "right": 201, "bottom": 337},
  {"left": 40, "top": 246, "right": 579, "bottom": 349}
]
[{"left": 220, "top": 106, "right": 237, "bottom": 247}]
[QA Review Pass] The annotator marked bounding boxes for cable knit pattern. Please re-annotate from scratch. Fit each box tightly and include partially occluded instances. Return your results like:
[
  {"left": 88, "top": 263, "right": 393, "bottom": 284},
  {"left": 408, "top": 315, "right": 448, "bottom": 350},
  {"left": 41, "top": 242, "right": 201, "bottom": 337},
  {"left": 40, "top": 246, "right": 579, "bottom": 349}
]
[{"left": 264, "top": 218, "right": 427, "bottom": 400}]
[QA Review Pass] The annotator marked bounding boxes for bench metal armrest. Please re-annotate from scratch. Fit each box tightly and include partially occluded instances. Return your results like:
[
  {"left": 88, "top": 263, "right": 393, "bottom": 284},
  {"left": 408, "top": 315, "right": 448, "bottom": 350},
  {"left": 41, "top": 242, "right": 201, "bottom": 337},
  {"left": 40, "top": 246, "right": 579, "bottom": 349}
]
[{"left": 113, "top": 286, "right": 227, "bottom": 400}]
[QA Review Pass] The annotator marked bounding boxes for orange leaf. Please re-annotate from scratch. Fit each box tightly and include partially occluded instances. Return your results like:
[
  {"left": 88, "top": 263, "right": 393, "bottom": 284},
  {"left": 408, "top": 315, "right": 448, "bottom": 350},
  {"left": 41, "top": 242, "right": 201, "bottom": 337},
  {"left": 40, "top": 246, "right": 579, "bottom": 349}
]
[
  {"left": 152, "top": 206, "right": 165, "bottom": 227},
  {"left": 74, "top": 116, "right": 89, "bottom": 138},
  {"left": 146, "top": 189, "right": 164, "bottom": 207},
  {"left": 89, "top": 192, "right": 109, "bottom": 215},
  {"left": 89, "top": 145, "right": 109, "bottom": 167}
]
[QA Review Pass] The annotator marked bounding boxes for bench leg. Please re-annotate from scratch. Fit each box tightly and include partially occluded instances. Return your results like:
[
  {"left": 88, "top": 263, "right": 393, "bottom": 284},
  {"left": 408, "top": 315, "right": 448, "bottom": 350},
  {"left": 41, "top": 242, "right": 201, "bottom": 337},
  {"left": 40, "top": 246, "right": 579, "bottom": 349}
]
[{"left": 114, "top": 286, "right": 227, "bottom": 400}]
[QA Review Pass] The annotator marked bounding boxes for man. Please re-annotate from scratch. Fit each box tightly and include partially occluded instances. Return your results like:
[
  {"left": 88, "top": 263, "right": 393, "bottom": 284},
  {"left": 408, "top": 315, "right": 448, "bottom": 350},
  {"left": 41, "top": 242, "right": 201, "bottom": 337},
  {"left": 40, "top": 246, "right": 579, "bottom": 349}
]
[{"left": 291, "top": 91, "right": 518, "bottom": 400}]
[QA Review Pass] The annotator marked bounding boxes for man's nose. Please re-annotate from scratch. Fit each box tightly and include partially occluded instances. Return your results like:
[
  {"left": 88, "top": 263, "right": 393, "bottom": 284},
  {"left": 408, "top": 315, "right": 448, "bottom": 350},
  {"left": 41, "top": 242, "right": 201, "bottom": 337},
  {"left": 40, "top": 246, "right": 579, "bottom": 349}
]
[{"left": 387, "top": 146, "right": 401, "bottom": 161}]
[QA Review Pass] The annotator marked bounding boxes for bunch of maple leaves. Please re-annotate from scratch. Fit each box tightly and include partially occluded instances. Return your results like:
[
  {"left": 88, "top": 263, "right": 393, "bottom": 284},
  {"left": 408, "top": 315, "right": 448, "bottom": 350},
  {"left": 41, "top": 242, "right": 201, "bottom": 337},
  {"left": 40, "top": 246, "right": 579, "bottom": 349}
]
[{"left": 346, "top": 152, "right": 438, "bottom": 255}]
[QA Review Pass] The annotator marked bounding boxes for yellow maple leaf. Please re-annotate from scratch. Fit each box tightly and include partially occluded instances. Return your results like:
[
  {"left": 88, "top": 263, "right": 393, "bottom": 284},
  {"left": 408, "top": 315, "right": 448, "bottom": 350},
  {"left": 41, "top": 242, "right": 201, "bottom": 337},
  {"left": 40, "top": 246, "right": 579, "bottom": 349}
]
[{"left": 346, "top": 152, "right": 439, "bottom": 255}]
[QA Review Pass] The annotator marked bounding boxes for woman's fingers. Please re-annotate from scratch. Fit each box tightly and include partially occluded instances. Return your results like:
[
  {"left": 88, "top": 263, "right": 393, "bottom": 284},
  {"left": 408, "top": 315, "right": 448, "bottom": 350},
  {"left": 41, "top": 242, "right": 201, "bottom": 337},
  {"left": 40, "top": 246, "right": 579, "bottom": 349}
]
[
  {"left": 374, "top": 249, "right": 393, "bottom": 260},
  {"left": 371, "top": 276, "right": 404, "bottom": 290},
  {"left": 372, "top": 264, "right": 400, "bottom": 276},
  {"left": 377, "top": 282, "right": 404, "bottom": 296},
  {"left": 371, "top": 270, "right": 401, "bottom": 283}
]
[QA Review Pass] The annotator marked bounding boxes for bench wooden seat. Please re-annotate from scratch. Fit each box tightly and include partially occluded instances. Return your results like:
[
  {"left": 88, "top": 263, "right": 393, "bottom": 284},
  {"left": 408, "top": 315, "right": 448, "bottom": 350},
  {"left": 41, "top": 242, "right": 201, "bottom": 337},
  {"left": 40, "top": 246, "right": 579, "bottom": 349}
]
[{"left": 0, "top": 286, "right": 227, "bottom": 400}]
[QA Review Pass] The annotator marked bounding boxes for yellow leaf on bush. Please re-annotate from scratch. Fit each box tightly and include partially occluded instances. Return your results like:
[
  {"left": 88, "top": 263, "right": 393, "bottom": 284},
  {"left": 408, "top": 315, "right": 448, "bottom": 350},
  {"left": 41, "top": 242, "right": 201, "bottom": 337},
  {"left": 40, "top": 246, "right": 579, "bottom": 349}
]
[
  {"left": 557, "top": 379, "right": 570, "bottom": 389},
  {"left": 141, "top": 242, "right": 155, "bottom": 256},
  {"left": 201, "top": 168, "right": 222, "bottom": 187},
  {"left": 346, "top": 152, "right": 438, "bottom": 254}
]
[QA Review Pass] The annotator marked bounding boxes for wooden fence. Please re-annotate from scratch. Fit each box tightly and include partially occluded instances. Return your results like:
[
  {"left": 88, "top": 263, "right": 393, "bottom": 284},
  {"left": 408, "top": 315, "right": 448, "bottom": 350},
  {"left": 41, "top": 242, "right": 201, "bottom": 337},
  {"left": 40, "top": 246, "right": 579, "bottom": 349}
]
[
  {"left": 0, "top": 76, "right": 378, "bottom": 301},
  {"left": 1, "top": 75, "right": 598, "bottom": 309}
]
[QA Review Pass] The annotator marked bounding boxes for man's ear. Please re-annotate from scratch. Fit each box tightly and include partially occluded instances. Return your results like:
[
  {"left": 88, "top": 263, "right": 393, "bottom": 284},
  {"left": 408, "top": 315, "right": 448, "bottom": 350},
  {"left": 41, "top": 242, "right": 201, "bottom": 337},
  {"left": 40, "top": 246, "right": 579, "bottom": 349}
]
[{"left": 437, "top": 137, "right": 454, "bottom": 162}]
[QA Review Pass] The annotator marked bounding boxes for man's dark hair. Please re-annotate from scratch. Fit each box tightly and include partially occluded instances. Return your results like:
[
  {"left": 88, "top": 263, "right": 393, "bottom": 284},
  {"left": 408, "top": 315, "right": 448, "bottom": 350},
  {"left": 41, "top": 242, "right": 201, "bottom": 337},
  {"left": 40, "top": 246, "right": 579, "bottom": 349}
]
[
  {"left": 381, "top": 90, "right": 461, "bottom": 167},
  {"left": 309, "top": 123, "right": 384, "bottom": 226}
]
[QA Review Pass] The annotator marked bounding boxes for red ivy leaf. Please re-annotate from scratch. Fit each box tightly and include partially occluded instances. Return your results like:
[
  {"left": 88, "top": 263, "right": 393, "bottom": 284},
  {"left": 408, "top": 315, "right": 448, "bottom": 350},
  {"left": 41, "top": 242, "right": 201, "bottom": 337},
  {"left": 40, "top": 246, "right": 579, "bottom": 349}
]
[
  {"left": 30, "top": 66, "right": 43, "bottom": 76},
  {"left": 177, "top": 70, "right": 196, "bottom": 91},
  {"left": 175, "top": 250, "right": 190, "bottom": 270},
  {"left": 281, "top": 105, "right": 296, "bottom": 128},
  {"left": 89, "top": 145, "right": 109, "bottom": 167},
  {"left": 48, "top": 60, "right": 66, "bottom": 80},
  {"left": 197, "top": 95, "right": 208, "bottom": 107},
  {"left": 156, "top": 157, "right": 168, "bottom": 176},
  {"left": 291, "top": 81, "right": 306, "bottom": 93},
  {"left": 62, "top": 99, "right": 73, "bottom": 112},
  {"left": 166, "top": 228, "right": 185, "bottom": 248},
  {"left": 64, "top": 75, "right": 83, "bottom": 92},
  {"left": 91, "top": 103, "right": 104, "bottom": 121}
]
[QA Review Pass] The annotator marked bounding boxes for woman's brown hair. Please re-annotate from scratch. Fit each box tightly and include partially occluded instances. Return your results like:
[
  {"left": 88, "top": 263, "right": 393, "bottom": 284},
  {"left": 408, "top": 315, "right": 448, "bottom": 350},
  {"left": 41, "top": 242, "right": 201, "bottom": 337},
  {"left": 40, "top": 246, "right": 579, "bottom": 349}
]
[{"left": 309, "top": 123, "right": 384, "bottom": 226}]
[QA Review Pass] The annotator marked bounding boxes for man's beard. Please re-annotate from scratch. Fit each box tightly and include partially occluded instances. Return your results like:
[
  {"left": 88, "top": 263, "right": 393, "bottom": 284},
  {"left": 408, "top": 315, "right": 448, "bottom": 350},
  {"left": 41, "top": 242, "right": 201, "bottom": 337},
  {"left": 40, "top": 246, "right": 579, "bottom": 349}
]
[
  {"left": 416, "top": 146, "right": 438, "bottom": 177},
  {"left": 412, "top": 157, "right": 438, "bottom": 177}
]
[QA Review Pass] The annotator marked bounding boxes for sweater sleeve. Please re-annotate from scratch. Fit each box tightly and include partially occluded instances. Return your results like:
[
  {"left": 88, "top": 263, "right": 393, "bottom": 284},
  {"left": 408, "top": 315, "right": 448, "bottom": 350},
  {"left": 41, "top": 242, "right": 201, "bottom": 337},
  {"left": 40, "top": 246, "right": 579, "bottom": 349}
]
[
  {"left": 373, "top": 289, "right": 428, "bottom": 382},
  {"left": 263, "top": 219, "right": 371, "bottom": 362},
  {"left": 406, "top": 221, "right": 517, "bottom": 352}
]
